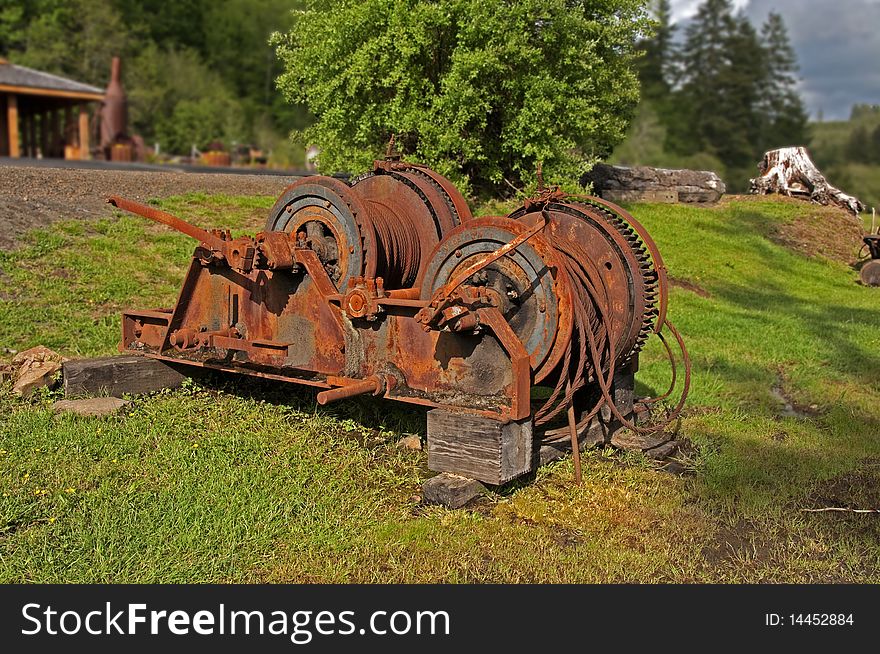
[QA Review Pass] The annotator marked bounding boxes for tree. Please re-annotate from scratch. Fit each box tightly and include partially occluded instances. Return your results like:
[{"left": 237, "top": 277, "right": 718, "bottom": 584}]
[
  {"left": 667, "top": 0, "right": 740, "bottom": 161},
  {"left": 638, "top": 0, "right": 675, "bottom": 103},
  {"left": 719, "top": 13, "right": 766, "bottom": 168},
  {"left": 661, "top": 1, "right": 809, "bottom": 186},
  {"left": 10, "top": 0, "right": 131, "bottom": 87},
  {"left": 758, "top": 12, "right": 808, "bottom": 148},
  {"left": 3, "top": 0, "right": 309, "bottom": 158},
  {"left": 127, "top": 44, "right": 246, "bottom": 150},
  {"left": 273, "top": 0, "right": 651, "bottom": 195}
]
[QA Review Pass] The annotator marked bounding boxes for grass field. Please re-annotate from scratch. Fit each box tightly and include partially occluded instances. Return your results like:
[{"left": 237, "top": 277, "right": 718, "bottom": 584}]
[{"left": 1, "top": 193, "right": 878, "bottom": 582}]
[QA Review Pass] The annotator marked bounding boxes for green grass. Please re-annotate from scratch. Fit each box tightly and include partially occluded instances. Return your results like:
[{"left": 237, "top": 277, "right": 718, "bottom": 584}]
[{"left": 1, "top": 193, "right": 879, "bottom": 583}]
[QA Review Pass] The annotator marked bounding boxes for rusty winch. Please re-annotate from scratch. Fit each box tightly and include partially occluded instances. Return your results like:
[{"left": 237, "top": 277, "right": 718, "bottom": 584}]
[{"left": 111, "top": 157, "right": 689, "bottom": 486}]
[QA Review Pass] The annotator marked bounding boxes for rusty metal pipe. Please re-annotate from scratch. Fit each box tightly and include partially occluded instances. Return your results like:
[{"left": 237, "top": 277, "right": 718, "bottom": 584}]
[
  {"left": 316, "top": 377, "right": 381, "bottom": 405},
  {"left": 108, "top": 195, "right": 226, "bottom": 250}
]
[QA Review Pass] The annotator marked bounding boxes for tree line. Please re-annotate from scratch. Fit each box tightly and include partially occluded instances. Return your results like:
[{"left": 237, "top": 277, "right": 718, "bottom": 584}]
[
  {"left": 843, "top": 106, "right": 880, "bottom": 166},
  {"left": 0, "top": 0, "right": 309, "bottom": 162},
  {"left": 2, "top": 0, "right": 814, "bottom": 195},
  {"left": 615, "top": 0, "right": 809, "bottom": 190}
]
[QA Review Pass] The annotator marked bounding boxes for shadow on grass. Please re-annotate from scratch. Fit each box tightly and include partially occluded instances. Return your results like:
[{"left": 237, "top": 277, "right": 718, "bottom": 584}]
[{"left": 197, "top": 371, "right": 428, "bottom": 438}]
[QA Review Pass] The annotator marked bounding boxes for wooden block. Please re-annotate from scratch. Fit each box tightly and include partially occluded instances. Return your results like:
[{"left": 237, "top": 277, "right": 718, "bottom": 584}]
[
  {"left": 427, "top": 410, "right": 533, "bottom": 485},
  {"left": 422, "top": 473, "right": 485, "bottom": 509},
  {"left": 612, "top": 367, "right": 635, "bottom": 416},
  {"left": 62, "top": 356, "right": 188, "bottom": 397}
]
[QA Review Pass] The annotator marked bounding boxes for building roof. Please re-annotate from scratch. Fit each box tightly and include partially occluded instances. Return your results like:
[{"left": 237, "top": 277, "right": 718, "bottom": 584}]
[{"left": 0, "top": 59, "right": 104, "bottom": 101}]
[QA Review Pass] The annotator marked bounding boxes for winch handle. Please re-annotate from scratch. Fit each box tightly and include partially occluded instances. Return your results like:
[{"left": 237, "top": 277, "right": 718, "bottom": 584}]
[{"left": 108, "top": 195, "right": 227, "bottom": 251}]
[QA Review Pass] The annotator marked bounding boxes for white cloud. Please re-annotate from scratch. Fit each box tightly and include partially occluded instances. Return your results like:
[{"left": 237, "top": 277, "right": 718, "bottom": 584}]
[{"left": 668, "top": 0, "right": 750, "bottom": 23}]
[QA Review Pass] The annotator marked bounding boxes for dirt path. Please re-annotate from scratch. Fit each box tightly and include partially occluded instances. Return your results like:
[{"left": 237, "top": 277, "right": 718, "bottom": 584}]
[{"left": 0, "top": 164, "right": 303, "bottom": 250}]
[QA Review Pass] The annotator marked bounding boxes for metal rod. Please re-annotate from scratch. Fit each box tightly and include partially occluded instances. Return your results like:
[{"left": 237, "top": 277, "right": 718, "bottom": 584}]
[
  {"left": 107, "top": 195, "right": 226, "bottom": 250},
  {"left": 440, "top": 212, "right": 546, "bottom": 297},
  {"left": 316, "top": 378, "right": 380, "bottom": 405}
]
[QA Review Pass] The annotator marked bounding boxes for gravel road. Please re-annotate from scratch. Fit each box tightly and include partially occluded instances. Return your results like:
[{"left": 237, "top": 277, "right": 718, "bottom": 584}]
[{"left": 0, "top": 164, "right": 303, "bottom": 250}]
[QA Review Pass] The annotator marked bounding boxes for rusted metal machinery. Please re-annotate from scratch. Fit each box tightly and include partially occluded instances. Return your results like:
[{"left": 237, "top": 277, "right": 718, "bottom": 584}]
[
  {"left": 111, "top": 156, "right": 689, "bottom": 486},
  {"left": 861, "top": 234, "right": 880, "bottom": 286}
]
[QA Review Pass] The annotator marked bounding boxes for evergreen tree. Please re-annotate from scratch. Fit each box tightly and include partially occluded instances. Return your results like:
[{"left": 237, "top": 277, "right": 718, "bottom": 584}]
[
  {"left": 665, "top": 1, "right": 809, "bottom": 177},
  {"left": 638, "top": 0, "right": 675, "bottom": 102},
  {"left": 759, "top": 11, "right": 808, "bottom": 147},
  {"left": 718, "top": 12, "right": 766, "bottom": 168},
  {"left": 667, "top": 0, "right": 739, "bottom": 161},
  {"left": 872, "top": 125, "right": 880, "bottom": 165},
  {"left": 846, "top": 126, "right": 871, "bottom": 164}
]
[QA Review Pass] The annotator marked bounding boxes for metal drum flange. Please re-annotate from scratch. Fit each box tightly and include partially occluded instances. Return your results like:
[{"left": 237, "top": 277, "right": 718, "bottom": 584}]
[
  {"left": 266, "top": 176, "right": 376, "bottom": 290},
  {"left": 420, "top": 216, "right": 571, "bottom": 380}
]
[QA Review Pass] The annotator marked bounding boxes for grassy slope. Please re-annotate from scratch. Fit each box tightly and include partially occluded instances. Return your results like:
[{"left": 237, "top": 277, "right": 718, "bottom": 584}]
[{"left": 1, "top": 194, "right": 878, "bottom": 583}]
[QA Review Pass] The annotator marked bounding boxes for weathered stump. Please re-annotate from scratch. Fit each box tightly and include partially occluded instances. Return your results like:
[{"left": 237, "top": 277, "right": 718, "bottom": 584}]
[{"left": 750, "top": 147, "right": 864, "bottom": 215}]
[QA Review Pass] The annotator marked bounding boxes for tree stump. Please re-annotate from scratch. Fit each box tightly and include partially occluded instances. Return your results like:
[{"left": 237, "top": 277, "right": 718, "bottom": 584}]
[{"left": 750, "top": 147, "right": 864, "bottom": 215}]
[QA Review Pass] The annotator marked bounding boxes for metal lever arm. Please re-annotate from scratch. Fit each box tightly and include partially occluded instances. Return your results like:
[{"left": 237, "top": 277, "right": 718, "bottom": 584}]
[
  {"left": 417, "top": 211, "right": 547, "bottom": 328},
  {"left": 108, "top": 195, "right": 227, "bottom": 251}
]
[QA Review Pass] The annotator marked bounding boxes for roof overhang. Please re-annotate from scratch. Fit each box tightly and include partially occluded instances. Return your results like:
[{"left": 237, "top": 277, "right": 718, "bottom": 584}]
[{"left": 0, "top": 83, "right": 104, "bottom": 102}]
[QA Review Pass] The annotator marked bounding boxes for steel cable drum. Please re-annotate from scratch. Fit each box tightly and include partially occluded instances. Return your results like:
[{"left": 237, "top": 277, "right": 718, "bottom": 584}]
[
  {"left": 349, "top": 172, "right": 445, "bottom": 289},
  {"left": 419, "top": 216, "right": 573, "bottom": 382},
  {"left": 348, "top": 164, "right": 471, "bottom": 288},
  {"left": 508, "top": 199, "right": 665, "bottom": 366},
  {"left": 266, "top": 176, "right": 377, "bottom": 291}
]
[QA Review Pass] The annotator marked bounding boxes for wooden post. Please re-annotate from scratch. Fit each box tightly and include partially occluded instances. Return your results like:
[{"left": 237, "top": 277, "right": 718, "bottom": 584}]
[
  {"left": 19, "top": 111, "right": 28, "bottom": 157},
  {"left": 6, "top": 93, "right": 18, "bottom": 157},
  {"left": 0, "top": 96, "right": 7, "bottom": 155},
  {"left": 78, "top": 106, "right": 89, "bottom": 160},
  {"left": 63, "top": 105, "right": 73, "bottom": 158}
]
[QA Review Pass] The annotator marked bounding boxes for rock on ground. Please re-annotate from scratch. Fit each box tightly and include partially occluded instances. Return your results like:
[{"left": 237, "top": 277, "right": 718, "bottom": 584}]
[
  {"left": 422, "top": 473, "right": 485, "bottom": 509},
  {"left": 397, "top": 434, "right": 422, "bottom": 450},
  {"left": 10, "top": 345, "right": 66, "bottom": 396},
  {"left": 610, "top": 428, "right": 672, "bottom": 452},
  {"left": 52, "top": 397, "right": 130, "bottom": 417},
  {"left": 584, "top": 164, "right": 726, "bottom": 204}
]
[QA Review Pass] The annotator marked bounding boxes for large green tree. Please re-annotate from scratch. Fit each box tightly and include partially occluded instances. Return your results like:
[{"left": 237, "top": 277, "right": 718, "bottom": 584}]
[{"left": 273, "top": 0, "right": 650, "bottom": 195}]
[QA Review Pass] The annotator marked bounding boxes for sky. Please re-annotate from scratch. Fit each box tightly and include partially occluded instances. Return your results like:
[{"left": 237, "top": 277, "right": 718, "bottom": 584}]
[{"left": 668, "top": 0, "right": 880, "bottom": 120}]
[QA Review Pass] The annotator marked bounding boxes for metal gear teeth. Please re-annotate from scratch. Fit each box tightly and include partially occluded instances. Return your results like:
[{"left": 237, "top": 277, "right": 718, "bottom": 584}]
[
  {"left": 573, "top": 198, "right": 661, "bottom": 361},
  {"left": 397, "top": 166, "right": 463, "bottom": 227}
]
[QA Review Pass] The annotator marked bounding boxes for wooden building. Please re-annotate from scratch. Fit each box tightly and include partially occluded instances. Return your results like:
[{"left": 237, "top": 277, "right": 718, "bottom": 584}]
[{"left": 0, "top": 57, "right": 104, "bottom": 160}]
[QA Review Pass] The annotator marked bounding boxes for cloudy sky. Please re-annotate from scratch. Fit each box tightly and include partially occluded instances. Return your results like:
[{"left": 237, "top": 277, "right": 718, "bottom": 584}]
[{"left": 668, "top": 0, "right": 880, "bottom": 120}]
